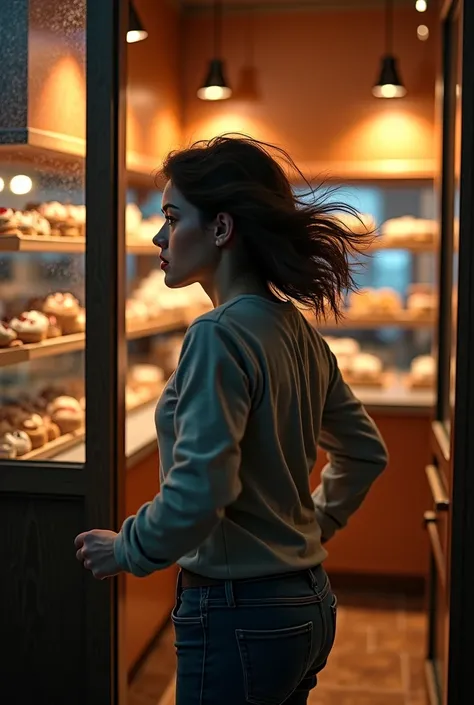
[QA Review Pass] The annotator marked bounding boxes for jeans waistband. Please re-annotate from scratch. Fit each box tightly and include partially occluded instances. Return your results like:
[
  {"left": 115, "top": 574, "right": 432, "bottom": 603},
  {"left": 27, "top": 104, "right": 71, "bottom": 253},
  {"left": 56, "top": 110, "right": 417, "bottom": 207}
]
[{"left": 180, "top": 564, "right": 325, "bottom": 590}]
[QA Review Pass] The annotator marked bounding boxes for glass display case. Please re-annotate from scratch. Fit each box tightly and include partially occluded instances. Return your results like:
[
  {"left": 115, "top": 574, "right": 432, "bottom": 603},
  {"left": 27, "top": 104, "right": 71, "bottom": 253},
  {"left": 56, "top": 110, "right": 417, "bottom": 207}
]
[{"left": 298, "top": 181, "right": 437, "bottom": 410}]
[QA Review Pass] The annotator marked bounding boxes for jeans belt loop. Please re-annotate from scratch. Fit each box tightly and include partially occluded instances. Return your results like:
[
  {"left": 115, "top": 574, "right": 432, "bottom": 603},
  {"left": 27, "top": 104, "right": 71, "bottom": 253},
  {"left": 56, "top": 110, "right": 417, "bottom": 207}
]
[{"left": 224, "top": 579, "right": 236, "bottom": 608}]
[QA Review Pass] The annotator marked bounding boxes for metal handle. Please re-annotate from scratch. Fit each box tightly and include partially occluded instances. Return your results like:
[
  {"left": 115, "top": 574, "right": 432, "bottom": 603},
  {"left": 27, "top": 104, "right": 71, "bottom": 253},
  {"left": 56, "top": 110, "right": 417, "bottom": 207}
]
[
  {"left": 425, "top": 464, "right": 449, "bottom": 511},
  {"left": 424, "top": 511, "right": 446, "bottom": 590}
]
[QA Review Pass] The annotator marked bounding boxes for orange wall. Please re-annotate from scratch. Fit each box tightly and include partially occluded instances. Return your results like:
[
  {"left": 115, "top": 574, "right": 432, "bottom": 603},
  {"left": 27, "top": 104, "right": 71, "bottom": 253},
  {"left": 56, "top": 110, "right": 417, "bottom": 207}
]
[
  {"left": 128, "top": 0, "right": 182, "bottom": 165},
  {"left": 181, "top": 6, "right": 438, "bottom": 176},
  {"left": 27, "top": 0, "right": 181, "bottom": 166}
]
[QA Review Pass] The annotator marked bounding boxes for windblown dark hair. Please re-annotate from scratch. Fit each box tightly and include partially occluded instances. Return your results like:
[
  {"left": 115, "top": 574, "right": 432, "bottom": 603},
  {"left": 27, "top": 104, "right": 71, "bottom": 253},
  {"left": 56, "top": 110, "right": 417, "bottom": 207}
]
[{"left": 159, "top": 134, "right": 374, "bottom": 319}]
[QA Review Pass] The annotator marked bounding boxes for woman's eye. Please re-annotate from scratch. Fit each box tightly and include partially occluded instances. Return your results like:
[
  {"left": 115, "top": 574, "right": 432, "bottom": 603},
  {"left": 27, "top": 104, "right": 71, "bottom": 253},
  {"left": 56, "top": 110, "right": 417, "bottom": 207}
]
[{"left": 165, "top": 215, "right": 177, "bottom": 225}]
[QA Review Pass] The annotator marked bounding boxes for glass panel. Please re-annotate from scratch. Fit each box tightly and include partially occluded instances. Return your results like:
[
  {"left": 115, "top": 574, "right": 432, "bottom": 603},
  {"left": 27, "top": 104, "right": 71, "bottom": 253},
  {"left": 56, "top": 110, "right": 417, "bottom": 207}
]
[
  {"left": 297, "top": 182, "right": 436, "bottom": 409},
  {"left": 124, "top": 187, "right": 211, "bottom": 457},
  {"left": 0, "top": 0, "right": 86, "bottom": 463}
]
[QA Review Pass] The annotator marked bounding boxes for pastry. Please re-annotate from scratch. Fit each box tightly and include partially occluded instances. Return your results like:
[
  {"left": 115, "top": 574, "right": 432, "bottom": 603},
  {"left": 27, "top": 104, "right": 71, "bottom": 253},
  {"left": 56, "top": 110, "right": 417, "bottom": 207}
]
[
  {"left": 20, "top": 413, "right": 48, "bottom": 449},
  {"left": 129, "top": 364, "right": 164, "bottom": 387},
  {"left": 10, "top": 310, "right": 49, "bottom": 344},
  {"left": 348, "top": 353, "right": 383, "bottom": 386},
  {"left": 126, "top": 203, "right": 143, "bottom": 240},
  {"left": 0, "top": 207, "right": 20, "bottom": 236},
  {"left": 16, "top": 211, "right": 37, "bottom": 237},
  {"left": 347, "top": 288, "right": 378, "bottom": 317},
  {"left": 46, "top": 315, "right": 62, "bottom": 338},
  {"left": 336, "top": 212, "right": 376, "bottom": 235},
  {"left": 410, "top": 355, "right": 435, "bottom": 388},
  {"left": 407, "top": 291, "right": 437, "bottom": 318},
  {"left": 47, "top": 396, "right": 84, "bottom": 434},
  {"left": 1, "top": 429, "right": 32, "bottom": 456},
  {"left": 44, "top": 419, "right": 61, "bottom": 442},
  {"left": 126, "top": 299, "right": 150, "bottom": 324},
  {"left": 381, "top": 216, "right": 438, "bottom": 245},
  {"left": 0, "top": 439, "right": 17, "bottom": 459},
  {"left": 62, "top": 308, "right": 85, "bottom": 335},
  {"left": 376, "top": 288, "right": 403, "bottom": 316},
  {"left": 38, "top": 201, "right": 68, "bottom": 237},
  {"left": 0, "top": 321, "right": 17, "bottom": 348},
  {"left": 43, "top": 293, "right": 82, "bottom": 334}
]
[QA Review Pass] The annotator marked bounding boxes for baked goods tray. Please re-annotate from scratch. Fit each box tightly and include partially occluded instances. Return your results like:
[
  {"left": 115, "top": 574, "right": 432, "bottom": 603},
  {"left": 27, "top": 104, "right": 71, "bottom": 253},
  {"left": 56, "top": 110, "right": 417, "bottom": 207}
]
[
  {"left": 0, "top": 234, "right": 163, "bottom": 256},
  {"left": 0, "top": 314, "right": 188, "bottom": 368}
]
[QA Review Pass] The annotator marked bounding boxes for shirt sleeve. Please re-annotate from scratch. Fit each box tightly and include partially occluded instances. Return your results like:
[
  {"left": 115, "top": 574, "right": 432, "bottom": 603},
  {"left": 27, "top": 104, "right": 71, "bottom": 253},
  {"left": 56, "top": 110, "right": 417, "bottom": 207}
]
[
  {"left": 114, "top": 320, "right": 251, "bottom": 577},
  {"left": 312, "top": 348, "right": 389, "bottom": 542}
]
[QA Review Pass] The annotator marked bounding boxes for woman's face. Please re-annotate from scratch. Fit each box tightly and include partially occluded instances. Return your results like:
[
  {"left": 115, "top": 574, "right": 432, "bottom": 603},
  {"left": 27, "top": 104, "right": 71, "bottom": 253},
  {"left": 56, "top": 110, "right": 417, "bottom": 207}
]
[{"left": 153, "top": 181, "right": 222, "bottom": 289}]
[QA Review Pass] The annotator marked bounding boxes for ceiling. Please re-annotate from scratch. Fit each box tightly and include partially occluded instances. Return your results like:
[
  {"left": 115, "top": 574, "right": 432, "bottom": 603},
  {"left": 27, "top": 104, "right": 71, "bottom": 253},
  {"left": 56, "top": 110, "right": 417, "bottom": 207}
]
[{"left": 179, "top": 0, "right": 414, "bottom": 10}]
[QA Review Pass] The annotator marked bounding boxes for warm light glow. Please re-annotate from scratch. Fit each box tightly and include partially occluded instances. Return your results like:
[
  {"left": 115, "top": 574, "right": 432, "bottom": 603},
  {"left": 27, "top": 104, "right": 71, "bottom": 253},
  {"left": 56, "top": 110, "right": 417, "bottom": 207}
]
[
  {"left": 372, "top": 83, "right": 407, "bottom": 99},
  {"left": 10, "top": 175, "right": 33, "bottom": 195},
  {"left": 417, "top": 24, "right": 429, "bottom": 40},
  {"left": 415, "top": 0, "right": 427, "bottom": 12},
  {"left": 0, "top": 178, "right": 4, "bottom": 193},
  {"left": 197, "top": 85, "right": 232, "bottom": 101},
  {"left": 127, "top": 29, "right": 148, "bottom": 43}
]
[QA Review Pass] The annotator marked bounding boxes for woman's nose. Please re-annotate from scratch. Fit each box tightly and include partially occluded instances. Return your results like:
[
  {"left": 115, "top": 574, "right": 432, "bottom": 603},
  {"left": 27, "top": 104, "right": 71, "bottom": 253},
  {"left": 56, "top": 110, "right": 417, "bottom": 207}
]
[{"left": 153, "top": 225, "right": 167, "bottom": 248}]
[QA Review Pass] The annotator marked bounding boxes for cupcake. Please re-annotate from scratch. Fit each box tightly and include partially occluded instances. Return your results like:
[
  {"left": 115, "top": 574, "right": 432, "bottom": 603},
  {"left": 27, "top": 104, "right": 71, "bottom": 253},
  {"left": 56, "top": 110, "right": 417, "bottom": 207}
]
[
  {"left": 10, "top": 310, "right": 49, "bottom": 344},
  {"left": 16, "top": 211, "right": 37, "bottom": 237},
  {"left": 0, "top": 208, "right": 19, "bottom": 236},
  {"left": 47, "top": 396, "right": 84, "bottom": 434},
  {"left": 46, "top": 315, "right": 62, "bottom": 338},
  {"left": 43, "top": 292, "right": 82, "bottom": 334},
  {"left": 0, "top": 321, "right": 18, "bottom": 348}
]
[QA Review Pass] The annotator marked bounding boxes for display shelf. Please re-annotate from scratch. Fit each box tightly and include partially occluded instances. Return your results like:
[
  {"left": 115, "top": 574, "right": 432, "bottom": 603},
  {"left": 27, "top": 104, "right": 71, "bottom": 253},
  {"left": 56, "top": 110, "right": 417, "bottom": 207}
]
[
  {"left": 17, "top": 387, "right": 163, "bottom": 462},
  {"left": 315, "top": 311, "right": 436, "bottom": 329},
  {"left": 370, "top": 238, "right": 436, "bottom": 253},
  {"left": 20, "top": 428, "right": 85, "bottom": 461},
  {"left": 0, "top": 129, "right": 158, "bottom": 187},
  {"left": 0, "top": 333, "right": 85, "bottom": 367},
  {"left": 0, "top": 316, "right": 187, "bottom": 368},
  {"left": 0, "top": 234, "right": 86, "bottom": 254},
  {"left": 0, "top": 234, "right": 437, "bottom": 256},
  {"left": 53, "top": 399, "right": 159, "bottom": 465}
]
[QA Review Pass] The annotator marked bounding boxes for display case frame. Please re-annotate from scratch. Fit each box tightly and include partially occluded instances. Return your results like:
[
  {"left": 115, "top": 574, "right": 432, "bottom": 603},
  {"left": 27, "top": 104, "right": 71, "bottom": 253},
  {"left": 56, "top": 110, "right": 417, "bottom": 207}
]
[
  {"left": 0, "top": 2, "right": 127, "bottom": 703},
  {"left": 425, "top": 1, "right": 474, "bottom": 704}
]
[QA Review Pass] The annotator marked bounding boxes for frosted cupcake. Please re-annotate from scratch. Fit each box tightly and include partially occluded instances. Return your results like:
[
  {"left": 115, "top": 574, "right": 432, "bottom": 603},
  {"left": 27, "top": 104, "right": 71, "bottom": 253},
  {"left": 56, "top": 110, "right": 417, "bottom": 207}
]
[{"left": 10, "top": 310, "right": 49, "bottom": 344}]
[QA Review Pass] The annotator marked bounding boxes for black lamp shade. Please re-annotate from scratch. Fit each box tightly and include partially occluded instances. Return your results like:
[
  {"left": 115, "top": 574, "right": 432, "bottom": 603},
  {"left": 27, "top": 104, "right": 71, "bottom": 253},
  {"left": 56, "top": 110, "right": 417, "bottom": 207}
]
[
  {"left": 127, "top": 3, "right": 148, "bottom": 43},
  {"left": 372, "top": 55, "right": 407, "bottom": 98},
  {"left": 197, "top": 59, "right": 232, "bottom": 101}
]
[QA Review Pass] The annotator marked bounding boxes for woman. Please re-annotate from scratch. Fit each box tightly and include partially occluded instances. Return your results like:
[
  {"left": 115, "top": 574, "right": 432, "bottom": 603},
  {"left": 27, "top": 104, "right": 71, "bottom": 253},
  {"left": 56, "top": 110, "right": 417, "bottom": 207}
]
[{"left": 75, "top": 135, "right": 388, "bottom": 705}]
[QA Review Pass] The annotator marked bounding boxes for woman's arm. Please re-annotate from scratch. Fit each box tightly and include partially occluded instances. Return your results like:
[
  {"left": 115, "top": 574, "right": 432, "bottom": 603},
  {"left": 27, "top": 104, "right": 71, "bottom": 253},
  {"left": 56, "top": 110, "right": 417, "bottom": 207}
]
[
  {"left": 312, "top": 351, "right": 389, "bottom": 542},
  {"left": 114, "top": 320, "right": 252, "bottom": 577}
]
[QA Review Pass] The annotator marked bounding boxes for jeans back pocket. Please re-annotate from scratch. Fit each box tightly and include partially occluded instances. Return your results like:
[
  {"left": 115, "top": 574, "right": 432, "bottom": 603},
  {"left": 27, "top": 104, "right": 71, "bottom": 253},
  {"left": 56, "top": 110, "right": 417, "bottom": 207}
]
[{"left": 236, "top": 622, "right": 313, "bottom": 705}]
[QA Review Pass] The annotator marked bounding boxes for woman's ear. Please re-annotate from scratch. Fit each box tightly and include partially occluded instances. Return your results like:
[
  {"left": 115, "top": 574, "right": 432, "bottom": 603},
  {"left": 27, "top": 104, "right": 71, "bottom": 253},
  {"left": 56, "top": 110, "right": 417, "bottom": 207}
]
[{"left": 214, "top": 212, "right": 234, "bottom": 248}]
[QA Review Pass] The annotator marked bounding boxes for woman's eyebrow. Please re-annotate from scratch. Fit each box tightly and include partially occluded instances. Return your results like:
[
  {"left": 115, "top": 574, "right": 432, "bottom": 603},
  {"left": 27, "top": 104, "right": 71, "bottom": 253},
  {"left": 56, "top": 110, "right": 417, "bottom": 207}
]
[{"left": 162, "top": 203, "right": 180, "bottom": 213}]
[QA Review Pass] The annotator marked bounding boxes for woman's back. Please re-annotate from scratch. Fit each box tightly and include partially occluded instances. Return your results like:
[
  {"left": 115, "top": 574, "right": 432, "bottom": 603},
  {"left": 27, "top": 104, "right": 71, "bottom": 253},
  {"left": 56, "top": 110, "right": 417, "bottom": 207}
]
[{"left": 115, "top": 294, "right": 387, "bottom": 580}]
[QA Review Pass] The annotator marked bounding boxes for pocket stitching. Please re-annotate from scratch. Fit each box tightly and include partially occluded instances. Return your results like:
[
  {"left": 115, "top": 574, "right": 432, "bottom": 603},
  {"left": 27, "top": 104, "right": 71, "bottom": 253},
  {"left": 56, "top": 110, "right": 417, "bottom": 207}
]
[{"left": 236, "top": 622, "right": 313, "bottom": 705}]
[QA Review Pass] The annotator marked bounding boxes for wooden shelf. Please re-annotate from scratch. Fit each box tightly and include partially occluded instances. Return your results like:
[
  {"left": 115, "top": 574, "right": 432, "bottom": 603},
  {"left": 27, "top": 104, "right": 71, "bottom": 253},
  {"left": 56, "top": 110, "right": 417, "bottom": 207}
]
[
  {"left": 20, "top": 428, "right": 85, "bottom": 461},
  {"left": 0, "top": 235, "right": 160, "bottom": 255},
  {"left": 0, "top": 315, "right": 187, "bottom": 368},
  {"left": 370, "top": 238, "right": 436, "bottom": 253},
  {"left": 0, "top": 233, "right": 437, "bottom": 256},
  {"left": 314, "top": 311, "right": 436, "bottom": 329},
  {"left": 0, "top": 333, "right": 85, "bottom": 366},
  {"left": 0, "top": 128, "right": 157, "bottom": 187}
]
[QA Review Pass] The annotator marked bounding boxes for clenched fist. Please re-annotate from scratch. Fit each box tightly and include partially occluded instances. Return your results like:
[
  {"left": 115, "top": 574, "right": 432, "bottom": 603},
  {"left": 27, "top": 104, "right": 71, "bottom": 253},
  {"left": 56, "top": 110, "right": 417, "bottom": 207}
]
[{"left": 75, "top": 529, "right": 122, "bottom": 580}]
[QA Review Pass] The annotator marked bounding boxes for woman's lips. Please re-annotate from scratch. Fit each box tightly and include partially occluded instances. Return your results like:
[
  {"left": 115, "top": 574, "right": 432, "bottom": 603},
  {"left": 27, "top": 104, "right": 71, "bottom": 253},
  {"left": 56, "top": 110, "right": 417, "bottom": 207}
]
[{"left": 160, "top": 257, "right": 169, "bottom": 270}]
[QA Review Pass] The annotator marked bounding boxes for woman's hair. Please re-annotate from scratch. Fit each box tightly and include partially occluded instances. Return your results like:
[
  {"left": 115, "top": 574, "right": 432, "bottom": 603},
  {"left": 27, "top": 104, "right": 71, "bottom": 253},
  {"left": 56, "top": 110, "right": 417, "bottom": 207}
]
[{"left": 160, "top": 134, "right": 373, "bottom": 319}]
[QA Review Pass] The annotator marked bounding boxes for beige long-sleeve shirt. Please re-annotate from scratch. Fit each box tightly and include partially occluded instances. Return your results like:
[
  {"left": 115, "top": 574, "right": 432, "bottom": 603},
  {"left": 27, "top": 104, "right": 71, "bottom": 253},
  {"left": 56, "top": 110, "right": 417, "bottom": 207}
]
[{"left": 114, "top": 295, "right": 388, "bottom": 578}]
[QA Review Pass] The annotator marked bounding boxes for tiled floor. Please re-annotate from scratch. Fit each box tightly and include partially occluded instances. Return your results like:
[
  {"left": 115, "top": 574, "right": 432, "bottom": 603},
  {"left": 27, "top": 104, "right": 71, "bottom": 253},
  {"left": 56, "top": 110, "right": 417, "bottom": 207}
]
[{"left": 128, "top": 589, "right": 427, "bottom": 705}]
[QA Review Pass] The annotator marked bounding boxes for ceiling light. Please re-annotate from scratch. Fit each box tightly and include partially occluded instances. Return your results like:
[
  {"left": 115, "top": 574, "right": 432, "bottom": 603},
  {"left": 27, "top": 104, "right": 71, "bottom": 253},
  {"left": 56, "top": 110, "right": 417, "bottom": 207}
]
[
  {"left": 198, "top": 1, "right": 232, "bottom": 101},
  {"left": 373, "top": 1, "right": 407, "bottom": 99},
  {"left": 415, "top": 0, "right": 427, "bottom": 12},
  {"left": 0, "top": 178, "right": 4, "bottom": 193},
  {"left": 127, "top": 2, "right": 148, "bottom": 43},
  {"left": 10, "top": 175, "right": 33, "bottom": 195}
]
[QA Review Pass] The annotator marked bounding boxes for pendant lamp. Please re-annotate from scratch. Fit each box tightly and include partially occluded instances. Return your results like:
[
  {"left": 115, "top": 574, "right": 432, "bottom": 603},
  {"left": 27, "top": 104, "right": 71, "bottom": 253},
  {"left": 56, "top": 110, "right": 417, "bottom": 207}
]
[
  {"left": 372, "top": 0, "right": 406, "bottom": 98},
  {"left": 198, "top": 0, "right": 232, "bottom": 101},
  {"left": 127, "top": 2, "right": 148, "bottom": 44}
]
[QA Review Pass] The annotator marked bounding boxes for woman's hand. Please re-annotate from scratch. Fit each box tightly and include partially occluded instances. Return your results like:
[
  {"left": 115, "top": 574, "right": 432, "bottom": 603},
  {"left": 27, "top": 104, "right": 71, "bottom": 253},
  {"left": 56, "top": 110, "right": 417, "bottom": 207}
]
[{"left": 74, "top": 529, "right": 122, "bottom": 580}]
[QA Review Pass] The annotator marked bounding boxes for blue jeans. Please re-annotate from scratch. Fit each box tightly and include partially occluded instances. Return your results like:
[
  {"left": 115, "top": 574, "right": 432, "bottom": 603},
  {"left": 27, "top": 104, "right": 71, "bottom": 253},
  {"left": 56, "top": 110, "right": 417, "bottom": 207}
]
[{"left": 172, "top": 565, "right": 337, "bottom": 705}]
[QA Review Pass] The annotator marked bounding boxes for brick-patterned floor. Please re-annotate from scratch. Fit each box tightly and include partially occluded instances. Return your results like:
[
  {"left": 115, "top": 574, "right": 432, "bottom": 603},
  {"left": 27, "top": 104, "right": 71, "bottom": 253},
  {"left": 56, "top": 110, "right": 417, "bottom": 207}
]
[{"left": 128, "top": 589, "right": 427, "bottom": 705}]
